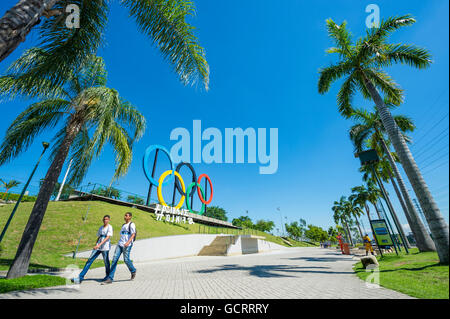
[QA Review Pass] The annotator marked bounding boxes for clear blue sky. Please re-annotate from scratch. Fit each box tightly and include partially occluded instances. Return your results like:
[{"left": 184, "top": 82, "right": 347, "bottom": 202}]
[{"left": 0, "top": 0, "right": 448, "bottom": 235}]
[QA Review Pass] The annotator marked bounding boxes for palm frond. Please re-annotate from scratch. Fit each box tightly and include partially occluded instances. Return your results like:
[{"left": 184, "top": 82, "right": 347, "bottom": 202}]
[
  {"left": 122, "top": 0, "right": 209, "bottom": 89},
  {"left": 325, "top": 19, "right": 353, "bottom": 57},
  {"left": 349, "top": 124, "right": 372, "bottom": 152},
  {"left": 364, "top": 69, "right": 404, "bottom": 106},
  {"left": 337, "top": 73, "right": 357, "bottom": 117},
  {"left": 34, "top": 0, "right": 108, "bottom": 87},
  {"left": 0, "top": 48, "right": 69, "bottom": 100},
  {"left": 318, "top": 61, "right": 353, "bottom": 94},
  {"left": 378, "top": 43, "right": 432, "bottom": 69},
  {"left": 393, "top": 114, "right": 415, "bottom": 132},
  {"left": 365, "top": 15, "right": 416, "bottom": 45},
  {"left": 0, "top": 99, "right": 70, "bottom": 165}
]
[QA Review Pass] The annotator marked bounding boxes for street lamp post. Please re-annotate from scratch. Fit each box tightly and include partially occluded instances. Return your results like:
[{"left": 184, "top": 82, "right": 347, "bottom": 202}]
[
  {"left": 0, "top": 142, "right": 49, "bottom": 243},
  {"left": 277, "top": 207, "right": 284, "bottom": 237}
]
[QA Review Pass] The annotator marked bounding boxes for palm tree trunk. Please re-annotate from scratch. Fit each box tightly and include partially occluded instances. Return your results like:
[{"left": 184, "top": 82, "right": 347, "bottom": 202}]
[
  {"left": 354, "top": 218, "right": 364, "bottom": 242},
  {"left": 6, "top": 119, "right": 81, "bottom": 278},
  {"left": 386, "top": 173, "right": 412, "bottom": 248},
  {"left": 344, "top": 220, "right": 354, "bottom": 246},
  {"left": 364, "top": 204, "right": 372, "bottom": 222},
  {"left": 372, "top": 202, "right": 382, "bottom": 219},
  {"left": 365, "top": 78, "right": 448, "bottom": 263},
  {"left": 0, "top": 0, "right": 59, "bottom": 63},
  {"left": 378, "top": 135, "right": 428, "bottom": 251}
]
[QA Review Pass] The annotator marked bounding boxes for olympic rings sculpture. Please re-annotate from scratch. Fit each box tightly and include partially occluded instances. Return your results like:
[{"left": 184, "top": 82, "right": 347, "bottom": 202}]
[{"left": 143, "top": 145, "right": 214, "bottom": 215}]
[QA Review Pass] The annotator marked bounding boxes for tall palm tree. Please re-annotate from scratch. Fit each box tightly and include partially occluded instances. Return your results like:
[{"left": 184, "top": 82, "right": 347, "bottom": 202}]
[
  {"left": 332, "top": 196, "right": 353, "bottom": 246},
  {"left": 0, "top": 0, "right": 209, "bottom": 89},
  {"left": 349, "top": 108, "right": 430, "bottom": 250},
  {"left": 318, "top": 15, "right": 449, "bottom": 263},
  {"left": 0, "top": 179, "right": 21, "bottom": 200},
  {"left": 347, "top": 192, "right": 366, "bottom": 240},
  {"left": 0, "top": 51, "right": 146, "bottom": 278}
]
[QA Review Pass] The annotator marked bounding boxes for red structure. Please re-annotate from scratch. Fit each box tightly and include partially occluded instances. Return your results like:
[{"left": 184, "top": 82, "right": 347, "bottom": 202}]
[{"left": 337, "top": 233, "right": 344, "bottom": 254}]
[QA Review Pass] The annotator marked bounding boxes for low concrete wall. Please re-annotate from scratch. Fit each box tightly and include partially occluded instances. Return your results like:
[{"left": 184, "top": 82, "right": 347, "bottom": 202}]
[
  {"left": 71, "top": 234, "right": 287, "bottom": 262},
  {"left": 227, "top": 235, "right": 286, "bottom": 255},
  {"left": 73, "top": 234, "right": 220, "bottom": 262}
]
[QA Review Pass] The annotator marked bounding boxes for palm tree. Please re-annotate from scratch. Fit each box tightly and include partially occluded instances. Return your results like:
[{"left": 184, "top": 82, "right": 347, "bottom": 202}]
[
  {"left": 318, "top": 15, "right": 449, "bottom": 263},
  {"left": 0, "top": 0, "right": 209, "bottom": 89},
  {"left": 350, "top": 185, "right": 373, "bottom": 221},
  {"left": 0, "top": 179, "right": 21, "bottom": 200},
  {"left": 332, "top": 196, "right": 353, "bottom": 246},
  {"left": 347, "top": 193, "right": 366, "bottom": 240},
  {"left": 0, "top": 51, "right": 146, "bottom": 278},
  {"left": 349, "top": 108, "right": 430, "bottom": 250}
]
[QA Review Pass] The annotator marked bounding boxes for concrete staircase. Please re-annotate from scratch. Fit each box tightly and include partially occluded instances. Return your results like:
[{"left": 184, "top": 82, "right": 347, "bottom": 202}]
[{"left": 198, "top": 235, "right": 239, "bottom": 256}]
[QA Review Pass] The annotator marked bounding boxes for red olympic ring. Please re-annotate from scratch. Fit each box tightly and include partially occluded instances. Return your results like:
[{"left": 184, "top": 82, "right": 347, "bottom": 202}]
[{"left": 197, "top": 174, "right": 213, "bottom": 205}]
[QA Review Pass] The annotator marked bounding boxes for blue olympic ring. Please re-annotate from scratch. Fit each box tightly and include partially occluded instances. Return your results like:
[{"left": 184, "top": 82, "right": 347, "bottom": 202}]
[{"left": 143, "top": 144, "right": 174, "bottom": 187}]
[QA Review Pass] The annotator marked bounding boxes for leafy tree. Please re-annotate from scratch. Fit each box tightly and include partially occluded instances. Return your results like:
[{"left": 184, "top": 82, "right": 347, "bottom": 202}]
[
  {"left": 332, "top": 196, "right": 353, "bottom": 245},
  {"left": 0, "top": 179, "right": 21, "bottom": 200},
  {"left": 232, "top": 216, "right": 253, "bottom": 229},
  {"left": 204, "top": 206, "right": 228, "bottom": 222},
  {"left": 304, "top": 225, "right": 329, "bottom": 243},
  {"left": 285, "top": 221, "right": 302, "bottom": 241},
  {"left": 0, "top": 53, "right": 146, "bottom": 278},
  {"left": 318, "top": 15, "right": 447, "bottom": 262},
  {"left": 0, "top": 0, "right": 209, "bottom": 89},
  {"left": 254, "top": 220, "right": 275, "bottom": 233},
  {"left": 127, "top": 195, "right": 144, "bottom": 205},
  {"left": 349, "top": 109, "right": 418, "bottom": 248},
  {"left": 327, "top": 226, "right": 338, "bottom": 242},
  {"left": 39, "top": 178, "right": 75, "bottom": 200}
]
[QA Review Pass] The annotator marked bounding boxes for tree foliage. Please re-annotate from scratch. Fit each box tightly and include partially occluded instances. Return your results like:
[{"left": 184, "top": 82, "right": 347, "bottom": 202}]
[{"left": 204, "top": 206, "right": 228, "bottom": 221}]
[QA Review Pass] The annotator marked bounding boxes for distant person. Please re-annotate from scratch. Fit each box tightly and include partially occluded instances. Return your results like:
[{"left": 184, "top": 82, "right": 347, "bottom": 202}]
[
  {"left": 72, "top": 215, "right": 113, "bottom": 284},
  {"left": 363, "top": 234, "right": 375, "bottom": 256},
  {"left": 337, "top": 232, "right": 344, "bottom": 253},
  {"left": 103, "top": 212, "right": 136, "bottom": 284}
]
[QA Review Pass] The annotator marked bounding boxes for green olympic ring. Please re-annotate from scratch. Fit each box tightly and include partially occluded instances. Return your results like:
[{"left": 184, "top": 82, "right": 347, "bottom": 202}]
[{"left": 185, "top": 182, "right": 205, "bottom": 215}]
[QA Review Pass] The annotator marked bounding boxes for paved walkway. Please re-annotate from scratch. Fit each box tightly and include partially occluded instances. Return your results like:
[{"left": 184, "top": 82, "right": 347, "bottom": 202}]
[{"left": 0, "top": 247, "right": 412, "bottom": 299}]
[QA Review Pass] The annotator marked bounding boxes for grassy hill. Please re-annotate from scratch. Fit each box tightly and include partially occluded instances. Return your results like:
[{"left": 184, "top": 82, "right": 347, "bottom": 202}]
[{"left": 0, "top": 200, "right": 315, "bottom": 271}]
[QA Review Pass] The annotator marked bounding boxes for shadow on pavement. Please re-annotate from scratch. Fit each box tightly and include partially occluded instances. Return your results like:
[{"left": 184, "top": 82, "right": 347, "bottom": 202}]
[{"left": 196, "top": 264, "right": 353, "bottom": 278}]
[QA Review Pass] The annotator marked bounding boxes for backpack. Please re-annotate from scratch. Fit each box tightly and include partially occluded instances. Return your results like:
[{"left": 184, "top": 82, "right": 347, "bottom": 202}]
[{"left": 123, "top": 222, "right": 137, "bottom": 242}]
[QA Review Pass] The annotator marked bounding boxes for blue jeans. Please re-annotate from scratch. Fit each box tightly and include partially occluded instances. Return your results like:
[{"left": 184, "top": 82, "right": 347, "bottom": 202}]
[
  {"left": 78, "top": 250, "right": 110, "bottom": 281},
  {"left": 107, "top": 244, "right": 136, "bottom": 280}
]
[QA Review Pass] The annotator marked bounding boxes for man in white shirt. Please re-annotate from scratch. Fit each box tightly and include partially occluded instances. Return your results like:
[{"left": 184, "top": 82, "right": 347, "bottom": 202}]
[
  {"left": 73, "top": 215, "right": 113, "bottom": 284},
  {"left": 103, "top": 212, "right": 136, "bottom": 284}
]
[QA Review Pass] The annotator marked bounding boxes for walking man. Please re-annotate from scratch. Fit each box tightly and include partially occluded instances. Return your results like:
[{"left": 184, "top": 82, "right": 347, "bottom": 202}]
[
  {"left": 73, "top": 215, "right": 113, "bottom": 284},
  {"left": 103, "top": 212, "right": 136, "bottom": 284}
]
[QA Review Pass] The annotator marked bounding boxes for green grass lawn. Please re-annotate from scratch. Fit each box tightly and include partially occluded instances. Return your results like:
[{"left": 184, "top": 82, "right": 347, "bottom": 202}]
[
  {"left": 354, "top": 248, "right": 449, "bottom": 299},
  {"left": 0, "top": 275, "right": 66, "bottom": 294},
  {"left": 0, "top": 200, "right": 315, "bottom": 272}
]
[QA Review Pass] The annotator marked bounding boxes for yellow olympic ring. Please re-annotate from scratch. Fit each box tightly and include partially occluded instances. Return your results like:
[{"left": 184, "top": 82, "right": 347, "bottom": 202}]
[{"left": 157, "top": 170, "right": 186, "bottom": 209}]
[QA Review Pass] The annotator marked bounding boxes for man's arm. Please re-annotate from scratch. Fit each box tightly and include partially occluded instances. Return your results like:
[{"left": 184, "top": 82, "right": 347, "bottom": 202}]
[
  {"left": 94, "top": 236, "right": 111, "bottom": 250},
  {"left": 124, "top": 233, "right": 135, "bottom": 247}
]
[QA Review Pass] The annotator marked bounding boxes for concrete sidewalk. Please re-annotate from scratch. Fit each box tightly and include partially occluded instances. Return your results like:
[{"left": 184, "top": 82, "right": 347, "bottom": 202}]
[{"left": 0, "top": 247, "right": 412, "bottom": 299}]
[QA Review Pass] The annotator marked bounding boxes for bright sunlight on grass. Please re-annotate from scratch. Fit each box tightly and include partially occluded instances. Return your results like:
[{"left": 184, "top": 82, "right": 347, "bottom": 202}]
[
  {"left": 0, "top": 275, "right": 66, "bottom": 294},
  {"left": 354, "top": 248, "right": 449, "bottom": 299}
]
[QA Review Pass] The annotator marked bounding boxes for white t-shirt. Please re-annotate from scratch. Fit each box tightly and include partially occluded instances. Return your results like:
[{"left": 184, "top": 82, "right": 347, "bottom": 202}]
[
  {"left": 96, "top": 225, "right": 113, "bottom": 251},
  {"left": 118, "top": 222, "right": 136, "bottom": 247}
]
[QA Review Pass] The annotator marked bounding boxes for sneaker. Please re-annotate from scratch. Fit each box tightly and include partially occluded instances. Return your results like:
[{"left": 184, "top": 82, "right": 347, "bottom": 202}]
[
  {"left": 102, "top": 279, "right": 113, "bottom": 285},
  {"left": 131, "top": 272, "right": 136, "bottom": 280}
]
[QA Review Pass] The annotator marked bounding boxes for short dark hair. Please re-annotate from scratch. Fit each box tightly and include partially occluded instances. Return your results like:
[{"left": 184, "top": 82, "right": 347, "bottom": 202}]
[
  {"left": 103, "top": 215, "right": 110, "bottom": 219},
  {"left": 125, "top": 212, "right": 132, "bottom": 217}
]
